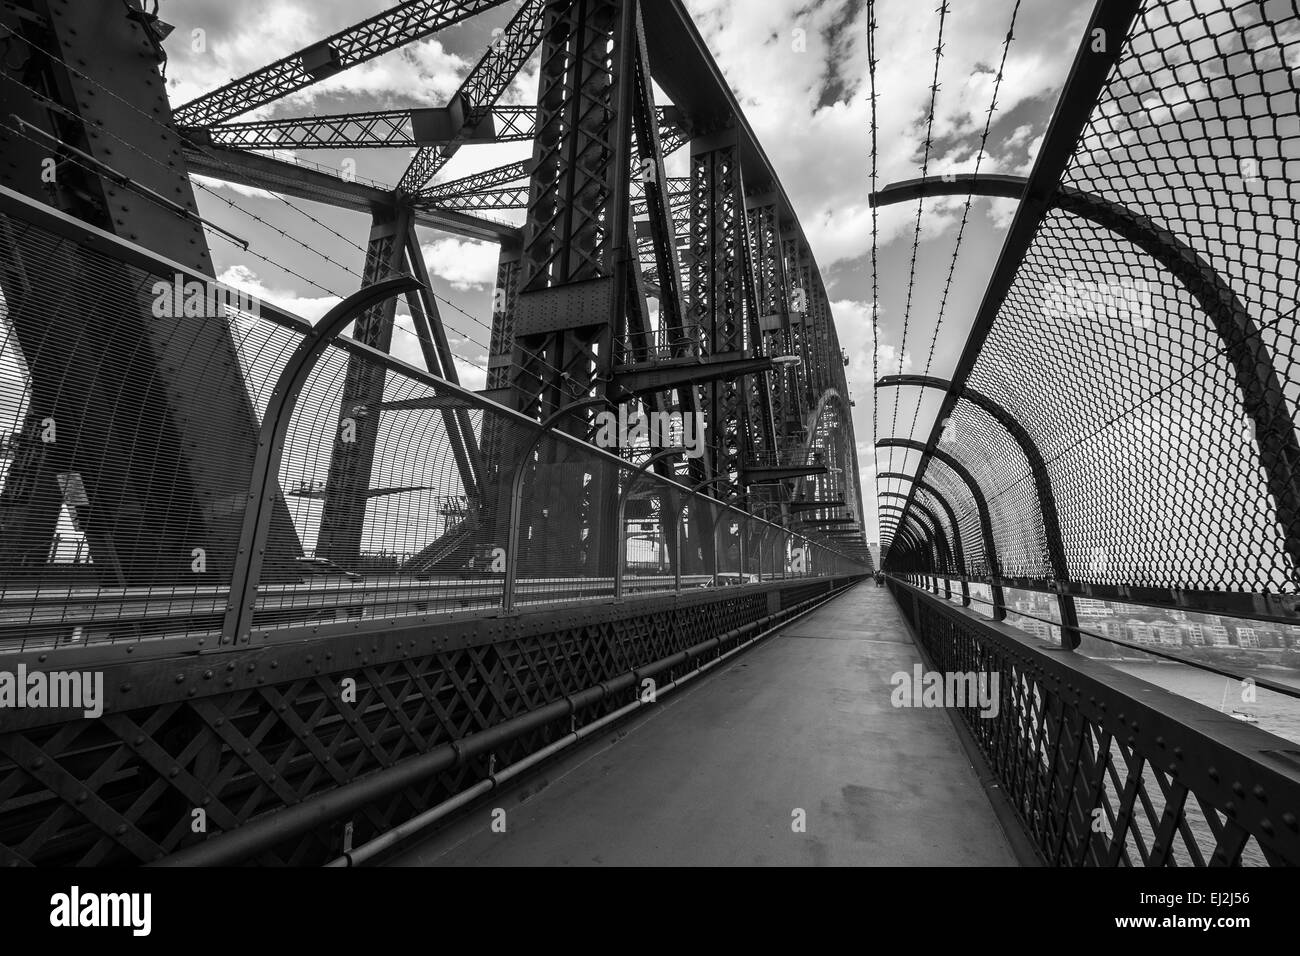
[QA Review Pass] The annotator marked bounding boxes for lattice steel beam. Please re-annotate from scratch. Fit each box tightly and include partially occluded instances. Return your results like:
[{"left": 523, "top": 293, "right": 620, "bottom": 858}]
[
  {"left": 172, "top": 0, "right": 513, "bottom": 127},
  {"left": 316, "top": 208, "right": 412, "bottom": 567},
  {"left": 398, "top": 0, "right": 547, "bottom": 194},
  {"left": 189, "top": 107, "right": 502, "bottom": 150},
  {"left": 419, "top": 160, "right": 532, "bottom": 200},
  {"left": 189, "top": 104, "right": 574, "bottom": 166},
  {"left": 183, "top": 143, "right": 519, "bottom": 243}
]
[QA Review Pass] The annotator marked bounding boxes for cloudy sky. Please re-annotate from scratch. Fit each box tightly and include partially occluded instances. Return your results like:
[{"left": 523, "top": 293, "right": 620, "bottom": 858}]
[{"left": 158, "top": 0, "right": 1094, "bottom": 544}]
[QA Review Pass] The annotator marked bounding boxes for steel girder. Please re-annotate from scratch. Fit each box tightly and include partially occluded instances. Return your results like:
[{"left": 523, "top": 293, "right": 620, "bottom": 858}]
[
  {"left": 172, "top": 0, "right": 514, "bottom": 127},
  {"left": 496, "top": 0, "right": 641, "bottom": 575},
  {"left": 688, "top": 133, "right": 748, "bottom": 484},
  {"left": 399, "top": 0, "right": 548, "bottom": 194},
  {"left": 170, "top": 0, "right": 865, "bottom": 556},
  {"left": 419, "top": 160, "right": 533, "bottom": 201},
  {"left": 0, "top": 0, "right": 305, "bottom": 585},
  {"left": 315, "top": 208, "right": 413, "bottom": 566},
  {"left": 315, "top": 208, "right": 484, "bottom": 570},
  {"left": 193, "top": 106, "right": 684, "bottom": 156},
  {"left": 190, "top": 107, "right": 503, "bottom": 151},
  {"left": 181, "top": 143, "right": 519, "bottom": 243},
  {"left": 431, "top": 185, "right": 532, "bottom": 211}
]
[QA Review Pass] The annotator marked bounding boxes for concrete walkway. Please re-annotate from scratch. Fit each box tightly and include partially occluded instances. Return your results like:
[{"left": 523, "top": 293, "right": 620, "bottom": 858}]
[{"left": 390, "top": 581, "right": 1019, "bottom": 866}]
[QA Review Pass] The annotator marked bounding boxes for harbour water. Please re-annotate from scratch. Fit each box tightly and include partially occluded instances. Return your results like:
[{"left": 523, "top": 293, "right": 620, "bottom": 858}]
[{"left": 1105, "top": 659, "right": 1300, "bottom": 746}]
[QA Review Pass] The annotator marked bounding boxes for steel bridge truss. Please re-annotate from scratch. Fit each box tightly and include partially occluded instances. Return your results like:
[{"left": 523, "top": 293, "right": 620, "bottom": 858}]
[{"left": 0, "top": 0, "right": 869, "bottom": 866}]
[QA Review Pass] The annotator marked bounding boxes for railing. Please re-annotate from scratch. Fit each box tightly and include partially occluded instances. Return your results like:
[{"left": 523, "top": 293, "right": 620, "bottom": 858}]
[
  {"left": 889, "top": 576, "right": 1300, "bottom": 866},
  {"left": 0, "top": 185, "right": 866, "bottom": 654}
]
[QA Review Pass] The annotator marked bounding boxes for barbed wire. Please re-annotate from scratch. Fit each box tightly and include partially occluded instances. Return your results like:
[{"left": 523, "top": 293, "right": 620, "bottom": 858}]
[
  {"left": 884, "top": 1, "right": 948, "bottom": 548},
  {"left": 867, "top": 0, "right": 883, "bottom": 558},
  {"left": 903, "top": 0, "right": 1024, "bottom": 457}
]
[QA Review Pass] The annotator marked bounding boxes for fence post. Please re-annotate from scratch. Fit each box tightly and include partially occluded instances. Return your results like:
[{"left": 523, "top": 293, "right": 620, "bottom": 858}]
[
  {"left": 501, "top": 397, "right": 606, "bottom": 613},
  {"left": 221, "top": 275, "right": 421, "bottom": 645}
]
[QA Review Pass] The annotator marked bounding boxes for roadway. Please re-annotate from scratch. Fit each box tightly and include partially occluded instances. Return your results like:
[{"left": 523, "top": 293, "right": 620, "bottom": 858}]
[{"left": 388, "top": 581, "right": 1020, "bottom": 866}]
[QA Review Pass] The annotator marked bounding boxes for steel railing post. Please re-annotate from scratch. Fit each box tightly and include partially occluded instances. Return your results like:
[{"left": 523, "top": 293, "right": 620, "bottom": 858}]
[
  {"left": 502, "top": 397, "right": 606, "bottom": 613},
  {"left": 222, "top": 275, "right": 421, "bottom": 645}
]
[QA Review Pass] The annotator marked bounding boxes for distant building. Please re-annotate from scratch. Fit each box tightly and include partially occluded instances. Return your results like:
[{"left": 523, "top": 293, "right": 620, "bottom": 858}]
[
  {"left": 1236, "top": 627, "right": 1260, "bottom": 649},
  {"left": 1076, "top": 598, "right": 1111, "bottom": 617},
  {"left": 1205, "top": 624, "right": 1230, "bottom": 647},
  {"left": 1257, "top": 630, "right": 1283, "bottom": 649},
  {"left": 1017, "top": 618, "right": 1058, "bottom": 644},
  {"left": 1183, "top": 623, "right": 1205, "bottom": 646},
  {"left": 1124, "top": 620, "right": 1157, "bottom": 645},
  {"left": 868, "top": 542, "right": 881, "bottom": 571},
  {"left": 1154, "top": 623, "right": 1182, "bottom": 646}
]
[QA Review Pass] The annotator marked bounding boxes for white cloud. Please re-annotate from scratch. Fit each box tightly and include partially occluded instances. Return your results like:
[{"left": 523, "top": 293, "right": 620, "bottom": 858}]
[
  {"left": 421, "top": 238, "right": 499, "bottom": 290},
  {"left": 680, "top": 0, "right": 1089, "bottom": 268},
  {"left": 192, "top": 174, "right": 276, "bottom": 201},
  {"left": 452, "top": 355, "right": 488, "bottom": 392},
  {"left": 216, "top": 264, "right": 339, "bottom": 319}
]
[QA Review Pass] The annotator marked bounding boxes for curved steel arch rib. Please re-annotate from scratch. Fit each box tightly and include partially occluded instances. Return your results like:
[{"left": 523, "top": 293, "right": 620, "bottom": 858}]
[
  {"left": 877, "top": 376, "right": 1080, "bottom": 646},
  {"left": 872, "top": 173, "right": 1300, "bottom": 578},
  {"left": 878, "top": 438, "right": 1006, "bottom": 620}
]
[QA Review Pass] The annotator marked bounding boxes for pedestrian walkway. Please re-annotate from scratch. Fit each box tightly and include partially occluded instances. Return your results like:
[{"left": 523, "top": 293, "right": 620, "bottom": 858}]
[{"left": 390, "top": 581, "right": 1019, "bottom": 866}]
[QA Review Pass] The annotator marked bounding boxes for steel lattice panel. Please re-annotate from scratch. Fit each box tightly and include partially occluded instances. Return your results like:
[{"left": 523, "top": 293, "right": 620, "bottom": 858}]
[
  {"left": 0, "top": 583, "right": 865, "bottom": 866},
  {"left": 894, "top": 580, "right": 1300, "bottom": 866}
]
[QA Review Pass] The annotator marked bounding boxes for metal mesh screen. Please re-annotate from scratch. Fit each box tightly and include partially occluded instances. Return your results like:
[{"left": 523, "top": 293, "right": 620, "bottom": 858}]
[
  {"left": 890, "top": 0, "right": 1300, "bottom": 608},
  {"left": 0, "top": 209, "right": 283, "bottom": 648}
]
